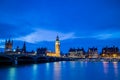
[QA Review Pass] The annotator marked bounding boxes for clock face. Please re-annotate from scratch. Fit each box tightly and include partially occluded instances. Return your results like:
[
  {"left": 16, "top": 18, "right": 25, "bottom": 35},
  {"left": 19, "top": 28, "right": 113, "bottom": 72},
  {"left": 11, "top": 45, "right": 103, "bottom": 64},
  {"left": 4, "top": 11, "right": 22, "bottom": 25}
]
[{"left": 56, "top": 41, "right": 60, "bottom": 44}]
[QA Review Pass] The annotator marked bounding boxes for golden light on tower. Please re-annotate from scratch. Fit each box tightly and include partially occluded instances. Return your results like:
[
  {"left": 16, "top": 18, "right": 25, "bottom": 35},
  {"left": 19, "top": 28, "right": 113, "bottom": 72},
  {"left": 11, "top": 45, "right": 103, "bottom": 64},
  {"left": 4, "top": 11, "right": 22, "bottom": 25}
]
[
  {"left": 46, "top": 35, "right": 61, "bottom": 57},
  {"left": 55, "top": 35, "right": 60, "bottom": 57}
]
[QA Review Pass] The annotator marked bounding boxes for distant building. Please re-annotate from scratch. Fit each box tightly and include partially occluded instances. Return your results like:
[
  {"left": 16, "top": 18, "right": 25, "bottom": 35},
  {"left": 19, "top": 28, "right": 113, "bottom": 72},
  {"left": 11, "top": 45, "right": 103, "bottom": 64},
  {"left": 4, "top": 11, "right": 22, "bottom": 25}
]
[
  {"left": 87, "top": 47, "right": 99, "bottom": 58},
  {"left": 5, "top": 39, "right": 13, "bottom": 54},
  {"left": 15, "top": 46, "right": 21, "bottom": 54},
  {"left": 15, "top": 42, "right": 27, "bottom": 54},
  {"left": 68, "top": 48, "right": 85, "bottom": 58},
  {"left": 37, "top": 48, "right": 47, "bottom": 56},
  {"left": 22, "top": 42, "right": 26, "bottom": 53},
  {"left": 101, "top": 46, "right": 119, "bottom": 58},
  {"left": 25, "top": 50, "right": 36, "bottom": 55},
  {"left": 47, "top": 36, "right": 61, "bottom": 57}
]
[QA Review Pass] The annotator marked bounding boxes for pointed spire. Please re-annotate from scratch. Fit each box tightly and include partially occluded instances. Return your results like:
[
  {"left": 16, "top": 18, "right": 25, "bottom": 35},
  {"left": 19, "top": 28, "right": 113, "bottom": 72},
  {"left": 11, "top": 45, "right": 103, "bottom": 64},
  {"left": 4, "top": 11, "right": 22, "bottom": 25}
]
[
  {"left": 8, "top": 38, "right": 10, "bottom": 43},
  {"left": 22, "top": 41, "right": 26, "bottom": 53},
  {"left": 8, "top": 33, "right": 11, "bottom": 43},
  {"left": 56, "top": 35, "right": 59, "bottom": 41}
]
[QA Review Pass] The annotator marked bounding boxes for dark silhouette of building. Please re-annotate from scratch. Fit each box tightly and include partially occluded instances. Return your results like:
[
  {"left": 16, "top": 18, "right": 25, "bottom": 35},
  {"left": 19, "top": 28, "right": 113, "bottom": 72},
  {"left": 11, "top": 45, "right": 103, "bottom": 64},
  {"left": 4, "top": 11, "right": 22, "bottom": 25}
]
[
  {"left": 16, "top": 46, "right": 21, "bottom": 54},
  {"left": 22, "top": 42, "right": 26, "bottom": 53},
  {"left": 37, "top": 48, "right": 47, "bottom": 56},
  {"left": 15, "top": 42, "right": 27, "bottom": 54},
  {"left": 15, "top": 42, "right": 36, "bottom": 55}
]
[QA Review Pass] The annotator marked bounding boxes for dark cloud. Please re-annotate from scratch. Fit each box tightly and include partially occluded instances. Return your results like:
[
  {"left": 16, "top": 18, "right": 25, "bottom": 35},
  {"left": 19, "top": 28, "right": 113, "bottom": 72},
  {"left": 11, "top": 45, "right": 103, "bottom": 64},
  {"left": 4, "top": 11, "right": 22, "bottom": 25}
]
[
  {"left": 0, "top": 0, "right": 120, "bottom": 38},
  {"left": 0, "top": 23, "right": 34, "bottom": 38}
]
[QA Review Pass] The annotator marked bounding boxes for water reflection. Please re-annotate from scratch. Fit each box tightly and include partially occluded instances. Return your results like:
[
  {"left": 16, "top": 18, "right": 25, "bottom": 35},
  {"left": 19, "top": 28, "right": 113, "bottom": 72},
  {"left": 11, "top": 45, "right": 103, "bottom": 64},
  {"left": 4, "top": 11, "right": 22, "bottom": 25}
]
[
  {"left": 79, "top": 61, "right": 88, "bottom": 68},
  {"left": 8, "top": 67, "right": 16, "bottom": 80},
  {"left": 33, "top": 64, "right": 38, "bottom": 71},
  {"left": 70, "top": 61, "right": 76, "bottom": 68},
  {"left": 45, "top": 62, "right": 52, "bottom": 78},
  {"left": 32, "top": 64, "right": 38, "bottom": 80},
  {"left": 80, "top": 61, "right": 84, "bottom": 67},
  {"left": 53, "top": 62, "right": 61, "bottom": 80},
  {"left": 103, "top": 62, "right": 109, "bottom": 74},
  {"left": 46, "top": 63, "right": 50, "bottom": 70},
  {"left": 113, "top": 62, "right": 118, "bottom": 77},
  {"left": 1, "top": 62, "right": 120, "bottom": 80}
]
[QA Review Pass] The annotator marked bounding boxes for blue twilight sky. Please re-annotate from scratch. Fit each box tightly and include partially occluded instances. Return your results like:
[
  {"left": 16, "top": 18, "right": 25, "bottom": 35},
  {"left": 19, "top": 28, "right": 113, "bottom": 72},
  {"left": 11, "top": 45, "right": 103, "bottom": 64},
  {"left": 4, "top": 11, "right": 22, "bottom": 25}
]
[{"left": 0, "top": 0, "right": 120, "bottom": 53}]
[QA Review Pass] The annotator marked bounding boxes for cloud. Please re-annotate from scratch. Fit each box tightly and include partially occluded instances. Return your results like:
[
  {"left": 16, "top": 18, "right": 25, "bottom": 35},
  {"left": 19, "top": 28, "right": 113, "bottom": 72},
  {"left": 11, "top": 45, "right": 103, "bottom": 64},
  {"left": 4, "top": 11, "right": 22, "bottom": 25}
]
[
  {"left": 0, "top": 23, "right": 35, "bottom": 38},
  {"left": 15, "top": 29, "right": 75, "bottom": 43},
  {"left": 92, "top": 32, "right": 120, "bottom": 39},
  {"left": 0, "top": 39, "right": 5, "bottom": 48},
  {"left": 93, "top": 33, "right": 113, "bottom": 39},
  {"left": 0, "top": 45, "right": 5, "bottom": 48}
]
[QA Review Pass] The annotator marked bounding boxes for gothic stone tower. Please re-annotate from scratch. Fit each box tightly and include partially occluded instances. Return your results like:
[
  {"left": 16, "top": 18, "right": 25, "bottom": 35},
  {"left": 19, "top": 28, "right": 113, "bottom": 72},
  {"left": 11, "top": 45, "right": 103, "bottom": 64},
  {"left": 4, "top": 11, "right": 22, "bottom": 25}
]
[
  {"left": 55, "top": 35, "right": 60, "bottom": 57},
  {"left": 5, "top": 39, "right": 13, "bottom": 53}
]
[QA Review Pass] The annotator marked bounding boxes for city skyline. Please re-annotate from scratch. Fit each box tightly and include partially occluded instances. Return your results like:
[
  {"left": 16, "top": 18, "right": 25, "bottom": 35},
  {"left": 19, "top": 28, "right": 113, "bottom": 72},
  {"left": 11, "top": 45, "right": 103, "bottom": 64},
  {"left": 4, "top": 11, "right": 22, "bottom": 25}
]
[
  {"left": 0, "top": 0, "right": 120, "bottom": 52},
  {"left": 1, "top": 37, "right": 120, "bottom": 54}
]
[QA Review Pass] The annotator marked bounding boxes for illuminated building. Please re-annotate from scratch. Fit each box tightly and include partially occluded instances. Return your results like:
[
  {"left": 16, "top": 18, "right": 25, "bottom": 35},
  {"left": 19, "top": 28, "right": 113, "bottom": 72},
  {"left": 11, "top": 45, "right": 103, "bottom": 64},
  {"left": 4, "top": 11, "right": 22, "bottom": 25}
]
[
  {"left": 68, "top": 48, "right": 85, "bottom": 58},
  {"left": 101, "top": 46, "right": 119, "bottom": 58},
  {"left": 87, "top": 47, "right": 99, "bottom": 58},
  {"left": 47, "top": 36, "right": 61, "bottom": 57},
  {"left": 5, "top": 39, "right": 13, "bottom": 53}
]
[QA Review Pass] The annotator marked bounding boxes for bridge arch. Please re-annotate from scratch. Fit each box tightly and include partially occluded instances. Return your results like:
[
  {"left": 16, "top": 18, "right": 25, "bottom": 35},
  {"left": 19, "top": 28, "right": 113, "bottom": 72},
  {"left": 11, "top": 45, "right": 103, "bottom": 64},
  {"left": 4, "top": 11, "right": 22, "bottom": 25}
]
[
  {"left": 0, "top": 55, "right": 13, "bottom": 65},
  {"left": 17, "top": 56, "right": 35, "bottom": 64},
  {"left": 37, "top": 56, "right": 48, "bottom": 63}
]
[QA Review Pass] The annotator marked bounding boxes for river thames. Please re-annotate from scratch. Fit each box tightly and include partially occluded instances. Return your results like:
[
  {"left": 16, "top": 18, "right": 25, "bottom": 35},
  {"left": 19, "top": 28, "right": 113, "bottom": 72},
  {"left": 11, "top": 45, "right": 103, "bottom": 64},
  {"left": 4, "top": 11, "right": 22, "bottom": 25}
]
[{"left": 0, "top": 61, "right": 120, "bottom": 80}]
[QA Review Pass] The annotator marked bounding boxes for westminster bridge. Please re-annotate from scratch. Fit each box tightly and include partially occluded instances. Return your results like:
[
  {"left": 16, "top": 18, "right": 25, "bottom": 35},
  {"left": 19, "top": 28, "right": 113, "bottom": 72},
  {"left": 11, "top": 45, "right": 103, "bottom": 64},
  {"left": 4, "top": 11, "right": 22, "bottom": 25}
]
[
  {"left": 0, "top": 54, "right": 76, "bottom": 65},
  {"left": 0, "top": 54, "right": 120, "bottom": 65}
]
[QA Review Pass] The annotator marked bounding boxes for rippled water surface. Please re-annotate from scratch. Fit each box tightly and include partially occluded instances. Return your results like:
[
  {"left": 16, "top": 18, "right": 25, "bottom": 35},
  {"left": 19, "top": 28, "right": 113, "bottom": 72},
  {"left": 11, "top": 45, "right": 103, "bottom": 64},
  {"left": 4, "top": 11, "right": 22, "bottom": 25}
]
[{"left": 0, "top": 61, "right": 120, "bottom": 80}]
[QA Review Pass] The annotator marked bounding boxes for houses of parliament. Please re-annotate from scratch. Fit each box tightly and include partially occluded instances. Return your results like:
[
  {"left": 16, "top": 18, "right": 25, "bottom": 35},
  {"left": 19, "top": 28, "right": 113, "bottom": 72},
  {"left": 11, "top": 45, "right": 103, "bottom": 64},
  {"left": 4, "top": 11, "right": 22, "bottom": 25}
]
[
  {"left": 4, "top": 36, "right": 61, "bottom": 57},
  {"left": 4, "top": 39, "right": 27, "bottom": 54},
  {"left": 4, "top": 35, "right": 120, "bottom": 58}
]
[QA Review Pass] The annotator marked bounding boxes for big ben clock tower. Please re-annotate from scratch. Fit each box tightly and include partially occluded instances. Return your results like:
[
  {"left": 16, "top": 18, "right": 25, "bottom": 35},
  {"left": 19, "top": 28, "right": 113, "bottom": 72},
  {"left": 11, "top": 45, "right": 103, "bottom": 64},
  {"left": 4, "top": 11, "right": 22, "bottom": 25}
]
[{"left": 55, "top": 35, "right": 60, "bottom": 57}]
